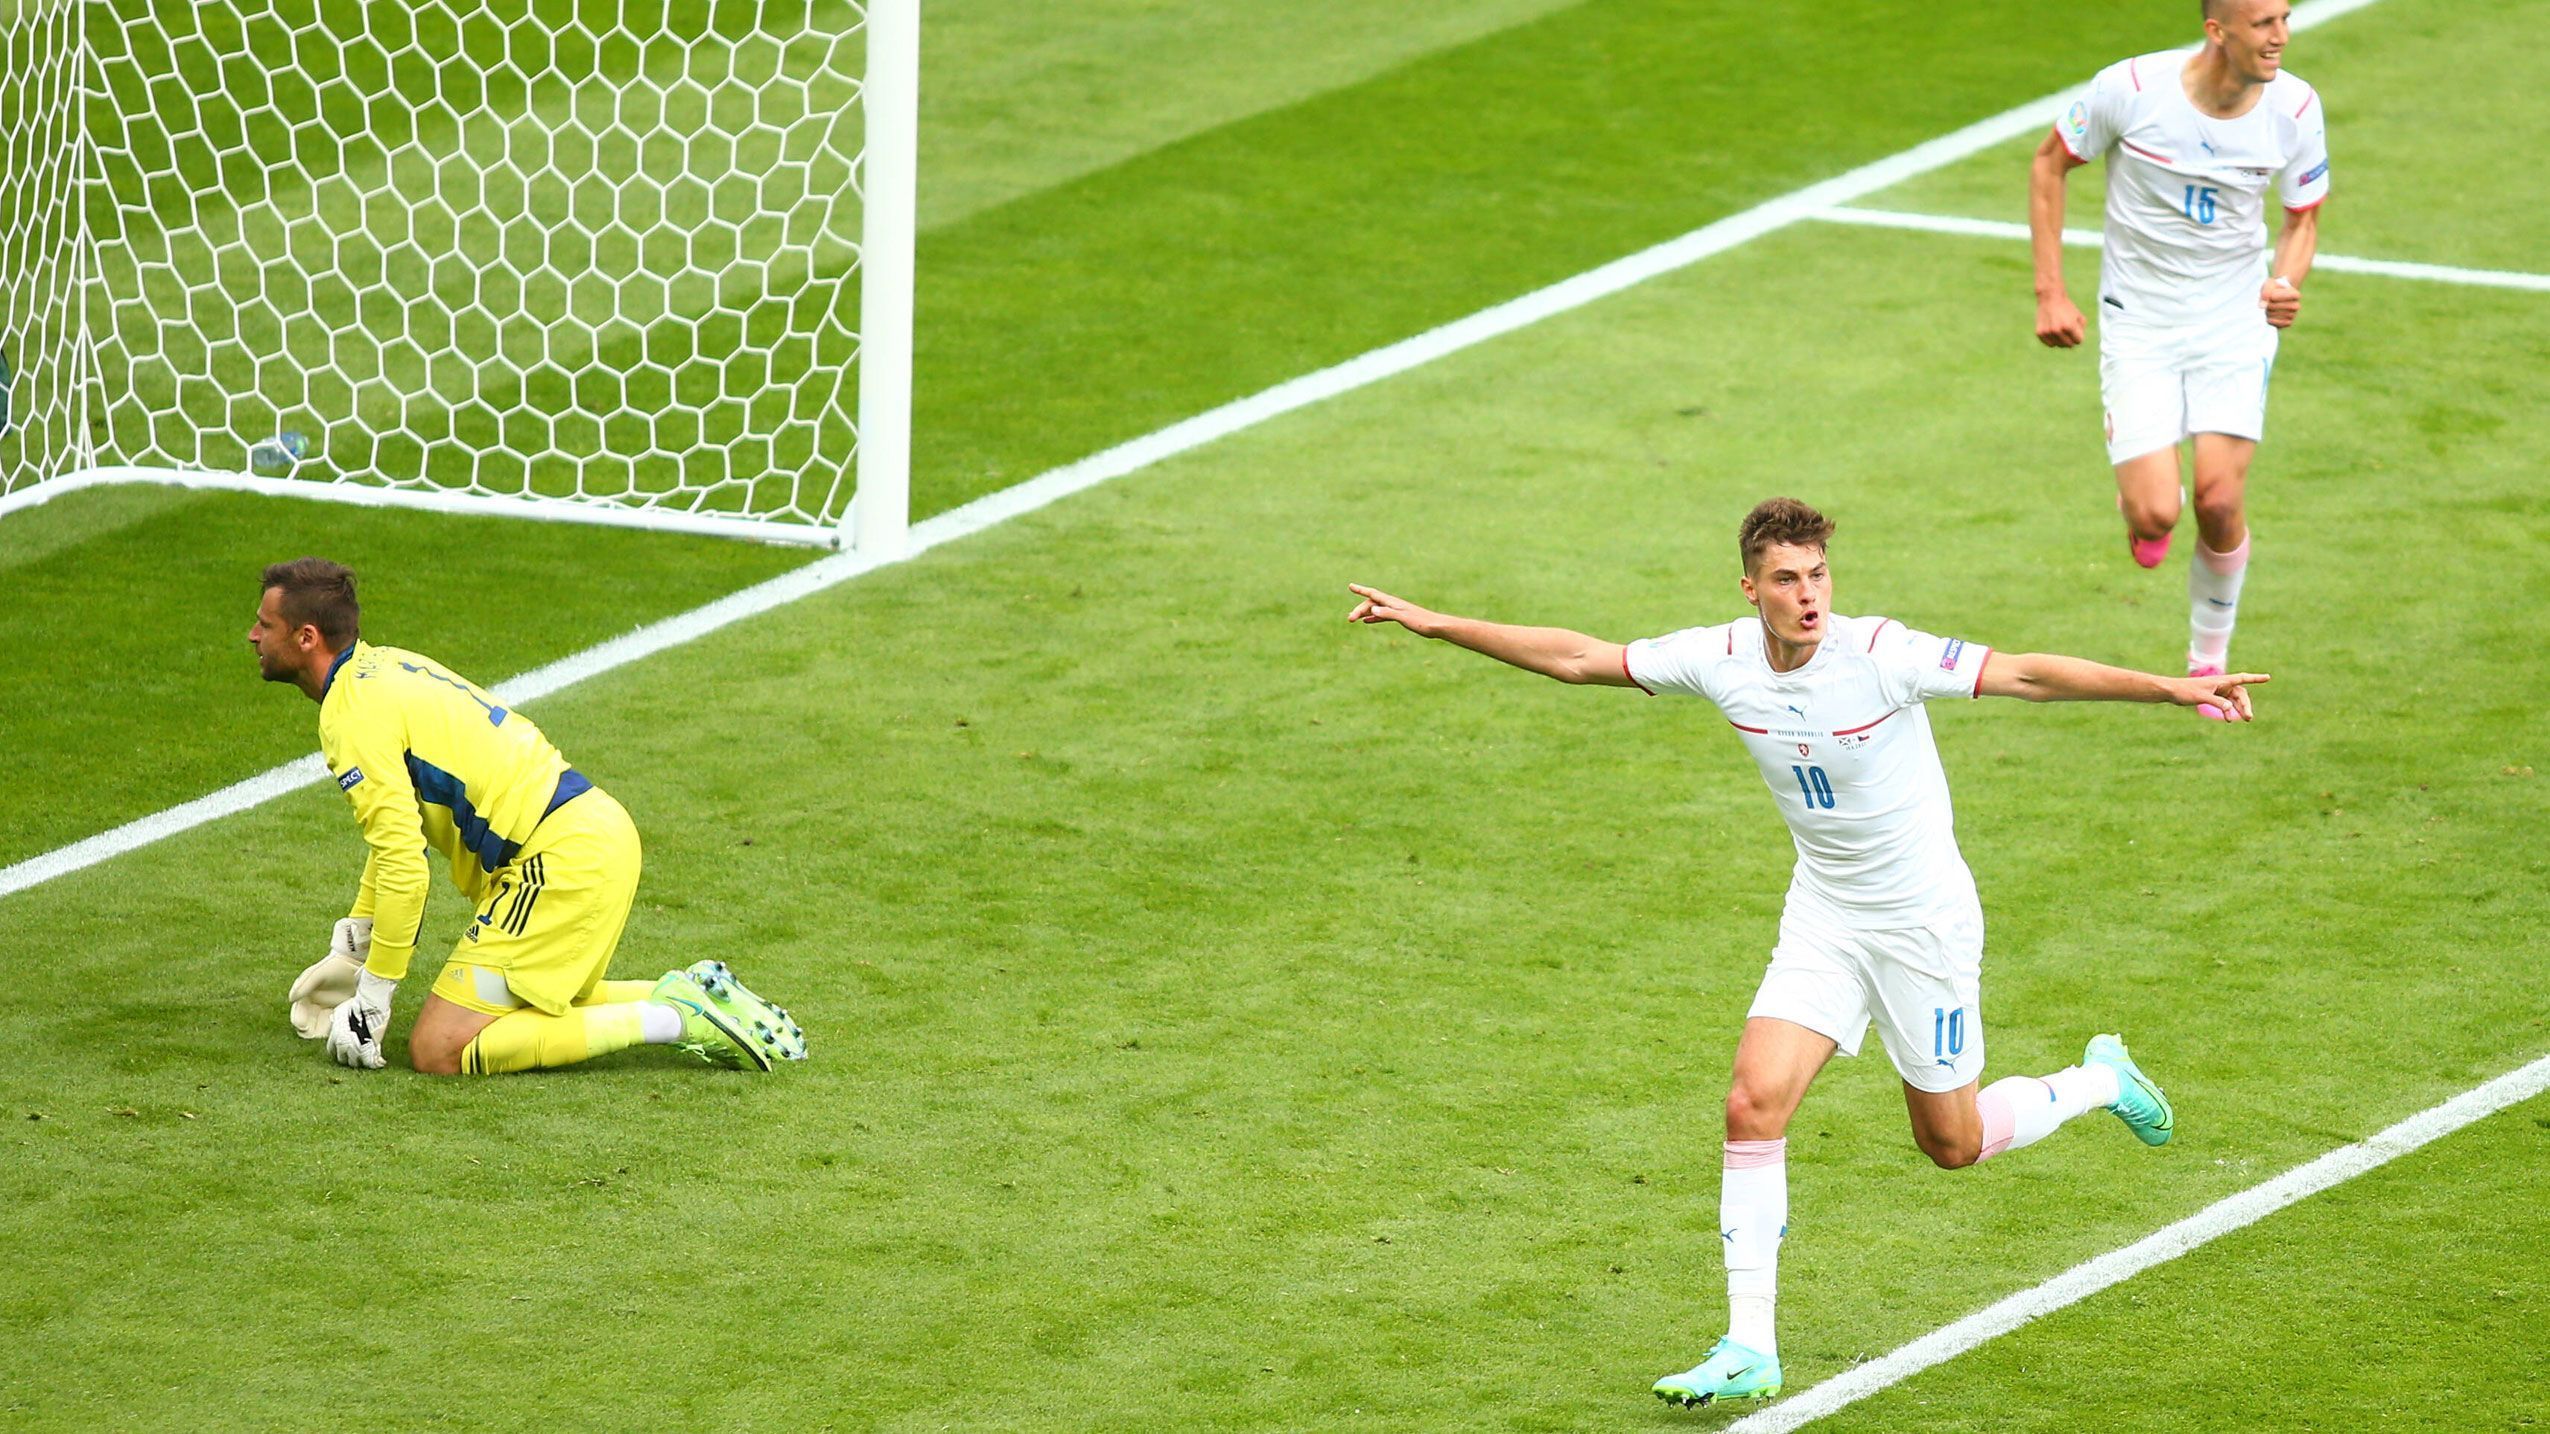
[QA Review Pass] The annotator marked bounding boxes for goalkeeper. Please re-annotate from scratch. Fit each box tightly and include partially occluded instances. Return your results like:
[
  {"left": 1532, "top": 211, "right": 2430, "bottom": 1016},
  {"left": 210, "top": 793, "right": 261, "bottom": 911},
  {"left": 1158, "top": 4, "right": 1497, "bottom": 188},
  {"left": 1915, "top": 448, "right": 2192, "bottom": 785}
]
[{"left": 252, "top": 557, "right": 805, "bottom": 1075}]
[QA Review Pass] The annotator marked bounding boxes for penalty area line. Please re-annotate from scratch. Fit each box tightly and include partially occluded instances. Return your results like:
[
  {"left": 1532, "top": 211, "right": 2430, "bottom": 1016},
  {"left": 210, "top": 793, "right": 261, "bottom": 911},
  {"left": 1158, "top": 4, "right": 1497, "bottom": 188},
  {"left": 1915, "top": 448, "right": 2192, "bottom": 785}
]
[
  {"left": 1727, "top": 1048, "right": 2550, "bottom": 1432},
  {"left": 1810, "top": 205, "right": 2550, "bottom": 293},
  {"left": 0, "top": 0, "right": 2394, "bottom": 904}
]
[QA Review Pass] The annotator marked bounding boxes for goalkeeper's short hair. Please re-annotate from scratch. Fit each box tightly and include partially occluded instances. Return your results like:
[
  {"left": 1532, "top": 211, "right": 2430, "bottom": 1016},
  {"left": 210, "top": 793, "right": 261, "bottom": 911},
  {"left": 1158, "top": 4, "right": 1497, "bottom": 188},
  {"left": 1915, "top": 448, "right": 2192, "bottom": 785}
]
[{"left": 262, "top": 557, "right": 360, "bottom": 646}]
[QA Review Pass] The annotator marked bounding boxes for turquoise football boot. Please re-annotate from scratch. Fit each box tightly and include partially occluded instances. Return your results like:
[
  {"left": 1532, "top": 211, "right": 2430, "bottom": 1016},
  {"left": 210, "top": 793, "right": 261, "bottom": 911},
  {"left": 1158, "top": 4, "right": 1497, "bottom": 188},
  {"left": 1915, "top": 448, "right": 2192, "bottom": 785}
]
[
  {"left": 1653, "top": 1337, "right": 1782, "bottom": 1409},
  {"left": 2085, "top": 1032, "right": 2174, "bottom": 1146}
]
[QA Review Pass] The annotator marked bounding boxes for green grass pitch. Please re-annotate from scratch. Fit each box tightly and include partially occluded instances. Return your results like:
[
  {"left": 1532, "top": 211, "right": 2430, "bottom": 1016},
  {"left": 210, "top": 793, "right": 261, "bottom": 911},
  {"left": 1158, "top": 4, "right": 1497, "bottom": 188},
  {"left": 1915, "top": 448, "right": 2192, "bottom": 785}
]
[{"left": 4, "top": 1, "right": 2547, "bottom": 1428}]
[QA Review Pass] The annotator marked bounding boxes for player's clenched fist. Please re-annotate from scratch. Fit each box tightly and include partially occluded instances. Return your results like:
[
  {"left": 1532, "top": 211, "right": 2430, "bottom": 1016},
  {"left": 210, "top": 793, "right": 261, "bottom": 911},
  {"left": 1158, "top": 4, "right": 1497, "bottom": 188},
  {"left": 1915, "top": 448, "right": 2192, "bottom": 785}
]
[
  {"left": 2260, "top": 275, "right": 2301, "bottom": 328},
  {"left": 1346, "top": 584, "right": 1441, "bottom": 637},
  {"left": 2035, "top": 293, "right": 2087, "bottom": 348}
]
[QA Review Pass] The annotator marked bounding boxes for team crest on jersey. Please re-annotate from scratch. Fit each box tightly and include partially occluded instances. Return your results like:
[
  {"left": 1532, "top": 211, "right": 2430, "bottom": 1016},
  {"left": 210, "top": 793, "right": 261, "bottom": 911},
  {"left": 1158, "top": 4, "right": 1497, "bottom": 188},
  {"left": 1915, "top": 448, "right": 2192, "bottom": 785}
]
[
  {"left": 336, "top": 766, "right": 364, "bottom": 791},
  {"left": 1797, "top": 742, "right": 1811, "bottom": 757}
]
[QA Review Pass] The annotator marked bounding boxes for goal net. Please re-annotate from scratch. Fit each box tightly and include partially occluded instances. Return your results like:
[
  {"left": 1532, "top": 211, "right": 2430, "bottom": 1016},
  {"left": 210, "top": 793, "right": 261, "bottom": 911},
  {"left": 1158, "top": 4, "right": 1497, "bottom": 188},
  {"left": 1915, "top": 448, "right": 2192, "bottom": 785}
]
[{"left": 0, "top": 0, "right": 914, "bottom": 551}]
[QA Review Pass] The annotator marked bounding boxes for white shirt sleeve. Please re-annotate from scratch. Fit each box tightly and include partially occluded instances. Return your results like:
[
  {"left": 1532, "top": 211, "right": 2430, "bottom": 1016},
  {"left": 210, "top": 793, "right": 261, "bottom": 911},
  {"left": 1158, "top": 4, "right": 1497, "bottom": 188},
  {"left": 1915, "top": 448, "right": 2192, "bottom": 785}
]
[
  {"left": 1623, "top": 625, "right": 1724, "bottom": 700},
  {"left": 1869, "top": 621, "right": 1993, "bottom": 708},
  {"left": 2277, "top": 84, "right": 2329, "bottom": 212},
  {"left": 2056, "top": 60, "right": 2132, "bottom": 163}
]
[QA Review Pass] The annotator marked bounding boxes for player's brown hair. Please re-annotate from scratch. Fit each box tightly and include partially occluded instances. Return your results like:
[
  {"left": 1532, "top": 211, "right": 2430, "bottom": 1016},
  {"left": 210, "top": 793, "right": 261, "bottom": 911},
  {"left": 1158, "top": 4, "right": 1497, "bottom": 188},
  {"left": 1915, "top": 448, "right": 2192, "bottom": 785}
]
[
  {"left": 1737, "top": 498, "right": 1834, "bottom": 573},
  {"left": 261, "top": 557, "right": 361, "bottom": 647}
]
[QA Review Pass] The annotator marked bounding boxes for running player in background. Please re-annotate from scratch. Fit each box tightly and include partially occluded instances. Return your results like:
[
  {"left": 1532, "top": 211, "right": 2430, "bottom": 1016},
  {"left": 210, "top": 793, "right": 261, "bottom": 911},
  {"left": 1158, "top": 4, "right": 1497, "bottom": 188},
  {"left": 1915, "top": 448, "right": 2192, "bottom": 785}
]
[
  {"left": 251, "top": 557, "right": 806, "bottom": 1075},
  {"left": 2031, "top": 0, "right": 2324, "bottom": 716},
  {"left": 1347, "top": 499, "right": 2266, "bottom": 1409}
]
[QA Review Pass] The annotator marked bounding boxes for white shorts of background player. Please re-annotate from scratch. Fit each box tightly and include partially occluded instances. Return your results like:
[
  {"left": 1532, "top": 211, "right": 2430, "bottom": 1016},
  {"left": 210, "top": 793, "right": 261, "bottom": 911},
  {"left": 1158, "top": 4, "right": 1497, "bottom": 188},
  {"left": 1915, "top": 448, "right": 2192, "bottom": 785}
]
[{"left": 2099, "top": 303, "right": 2280, "bottom": 466}]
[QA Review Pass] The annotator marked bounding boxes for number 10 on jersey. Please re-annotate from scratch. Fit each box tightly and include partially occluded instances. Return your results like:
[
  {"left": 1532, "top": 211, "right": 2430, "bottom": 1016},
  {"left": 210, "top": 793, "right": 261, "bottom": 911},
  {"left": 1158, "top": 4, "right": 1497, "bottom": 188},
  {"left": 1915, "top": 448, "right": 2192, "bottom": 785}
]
[{"left": 1790, "top": 764, "right": 1835, "bottom": 809}]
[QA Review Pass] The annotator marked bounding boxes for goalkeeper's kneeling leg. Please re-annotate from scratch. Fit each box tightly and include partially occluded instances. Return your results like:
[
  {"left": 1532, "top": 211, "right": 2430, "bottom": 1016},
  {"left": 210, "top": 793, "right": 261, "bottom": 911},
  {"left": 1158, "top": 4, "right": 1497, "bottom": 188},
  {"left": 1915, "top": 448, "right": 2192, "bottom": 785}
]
[
  {"left": 407, "top": 994, "right": 503, "bottom": 1076},
  {"left": 458, "top": 1004, "right": 649, "bottom": 1075}
]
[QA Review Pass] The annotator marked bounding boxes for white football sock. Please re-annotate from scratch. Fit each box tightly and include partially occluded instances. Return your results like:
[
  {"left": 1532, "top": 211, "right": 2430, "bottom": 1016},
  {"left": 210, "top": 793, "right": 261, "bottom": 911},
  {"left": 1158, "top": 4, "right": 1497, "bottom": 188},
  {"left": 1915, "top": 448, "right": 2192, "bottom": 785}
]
[
  {"left": 638, "top": 1002, "right": 685, "bottom": 1044},
  {"left": 1976, "top": 1063, "right": 2121, "bottom": 1160},
  {"left": 1721, "top": 1139, "right": 1787, "bottom": 1356},
  {"left": 2047, "top": 1060, "right": 2122, "bottom": 1114},
  {"left": 2188, "top": 536, "right": 2251, "bottom": 668}
]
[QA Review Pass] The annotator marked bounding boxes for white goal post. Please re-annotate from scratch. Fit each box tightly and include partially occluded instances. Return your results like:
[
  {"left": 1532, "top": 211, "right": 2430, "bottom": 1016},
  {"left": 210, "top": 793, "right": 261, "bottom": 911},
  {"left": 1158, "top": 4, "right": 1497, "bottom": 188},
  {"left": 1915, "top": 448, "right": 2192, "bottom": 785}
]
[{"left": 0, "top": 0, "right": 916, "bottom": 553}]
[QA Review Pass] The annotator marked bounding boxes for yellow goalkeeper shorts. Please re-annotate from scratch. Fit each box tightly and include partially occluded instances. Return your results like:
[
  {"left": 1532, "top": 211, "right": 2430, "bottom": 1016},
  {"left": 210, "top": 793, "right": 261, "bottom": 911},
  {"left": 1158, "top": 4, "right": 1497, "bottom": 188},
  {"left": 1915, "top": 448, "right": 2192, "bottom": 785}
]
[{"left": 430, "top": 786, "right": 643, "bottom": 1017}]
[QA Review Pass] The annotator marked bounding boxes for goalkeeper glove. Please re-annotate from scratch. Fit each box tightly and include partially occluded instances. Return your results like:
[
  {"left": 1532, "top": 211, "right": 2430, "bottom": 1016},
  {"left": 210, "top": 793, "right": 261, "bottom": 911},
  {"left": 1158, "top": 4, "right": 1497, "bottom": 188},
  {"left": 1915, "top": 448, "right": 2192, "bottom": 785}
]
[
  {"left": 289, "top": 917, "right": 372, "bottom": 1039},
  {"left": 326, "top": 970, "right": 398, "bottom": 1070}
]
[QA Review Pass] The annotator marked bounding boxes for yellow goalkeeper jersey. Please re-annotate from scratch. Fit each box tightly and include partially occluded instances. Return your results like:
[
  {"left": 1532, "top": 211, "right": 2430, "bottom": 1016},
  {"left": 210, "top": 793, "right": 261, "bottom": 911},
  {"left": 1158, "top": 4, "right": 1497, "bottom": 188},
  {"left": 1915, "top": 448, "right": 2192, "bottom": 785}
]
[{"left": 317, "top": 641, "right": 591, "bottom": 979}]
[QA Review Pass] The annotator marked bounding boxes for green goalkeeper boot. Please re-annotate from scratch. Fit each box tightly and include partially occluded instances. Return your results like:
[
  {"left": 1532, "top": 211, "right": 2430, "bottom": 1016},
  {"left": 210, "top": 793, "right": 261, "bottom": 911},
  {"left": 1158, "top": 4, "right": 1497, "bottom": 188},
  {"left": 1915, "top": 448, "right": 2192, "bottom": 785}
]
[{"left": 652, "top": 961, "right": 807, "bottom": 1071}]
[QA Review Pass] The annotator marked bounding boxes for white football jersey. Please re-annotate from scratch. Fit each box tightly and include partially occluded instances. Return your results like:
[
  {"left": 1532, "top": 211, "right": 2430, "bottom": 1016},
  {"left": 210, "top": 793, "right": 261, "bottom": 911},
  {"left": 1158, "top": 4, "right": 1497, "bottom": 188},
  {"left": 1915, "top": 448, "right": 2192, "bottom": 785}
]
[
  {"left": 1625, "top": 614, "right": 1992, "bottom": 928},
  {"left": 2055, "top": 49, "right": 2328, "bottom": 327}
]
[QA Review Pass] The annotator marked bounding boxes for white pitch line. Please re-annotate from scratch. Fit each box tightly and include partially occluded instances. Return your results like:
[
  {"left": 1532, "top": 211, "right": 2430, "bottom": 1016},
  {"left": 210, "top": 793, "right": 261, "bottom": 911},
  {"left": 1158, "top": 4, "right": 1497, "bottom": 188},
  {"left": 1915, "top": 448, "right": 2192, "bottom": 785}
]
[
  {"left": 11, "top": 0, "right": 2483, "bottom": 1419},
  {"left": 1812, "top": 205, "right": 2550, "bottom": 293},
  {"left": 0, "top": 0, "right": 2395, "bottom": 910},
  {"left": 1728, "top": 1048, "right": 2550, "bottom": 1432},
  {"left": 0, "top": 83, "right": 2102, "bottom": 902}
]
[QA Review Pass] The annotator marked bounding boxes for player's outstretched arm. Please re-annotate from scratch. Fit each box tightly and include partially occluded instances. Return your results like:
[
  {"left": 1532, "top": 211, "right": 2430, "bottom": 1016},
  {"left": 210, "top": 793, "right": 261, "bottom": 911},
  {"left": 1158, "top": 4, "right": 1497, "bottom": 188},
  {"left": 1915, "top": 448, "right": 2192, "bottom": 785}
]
[
  {"left": 1977, "top": 651, "right": 2270, "bottom": 721},
  {"left": 2029, "top": 130, "right": 2088, "bottom": 348},
  {"left": 1347, "top": 584, "right": 1637, "bottom": 686}
]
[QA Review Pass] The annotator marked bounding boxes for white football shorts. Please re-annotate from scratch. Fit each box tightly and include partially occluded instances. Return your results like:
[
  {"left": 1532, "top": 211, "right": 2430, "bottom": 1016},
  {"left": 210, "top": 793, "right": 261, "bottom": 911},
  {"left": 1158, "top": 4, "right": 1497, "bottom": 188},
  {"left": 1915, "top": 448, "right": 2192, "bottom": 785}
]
[
  {"left": 2099, "top": 303, "right": 2280, "bottom": 465},
  {"left": 1747, "top": 899, "right": 1986, "bottom": 1093}
]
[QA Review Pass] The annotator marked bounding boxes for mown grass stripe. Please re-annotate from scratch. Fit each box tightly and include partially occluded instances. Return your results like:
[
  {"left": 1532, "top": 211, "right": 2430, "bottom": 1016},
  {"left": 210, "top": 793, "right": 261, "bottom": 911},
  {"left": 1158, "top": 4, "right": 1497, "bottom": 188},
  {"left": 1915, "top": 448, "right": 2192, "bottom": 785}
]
[{"left": 0, "top": 0, "right": 2397, "bottom": 906}]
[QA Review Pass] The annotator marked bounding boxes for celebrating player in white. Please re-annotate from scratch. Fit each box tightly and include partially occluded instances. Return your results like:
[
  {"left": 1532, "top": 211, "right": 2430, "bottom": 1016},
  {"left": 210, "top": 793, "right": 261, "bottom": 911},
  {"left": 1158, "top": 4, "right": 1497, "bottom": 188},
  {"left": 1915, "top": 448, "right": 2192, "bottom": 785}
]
[
  {"left": 2032, "top": 0, "right": 2324, "bottom": 715},
  {"left": 1347, "top": 499, "right": 2268, "bottom": 1409}
]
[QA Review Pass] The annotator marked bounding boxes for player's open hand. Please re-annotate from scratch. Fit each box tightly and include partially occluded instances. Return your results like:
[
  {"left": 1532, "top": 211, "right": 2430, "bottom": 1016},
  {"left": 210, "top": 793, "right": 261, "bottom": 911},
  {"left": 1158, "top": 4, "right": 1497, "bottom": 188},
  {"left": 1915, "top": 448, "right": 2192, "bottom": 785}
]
[
  {"left": 2177, "top": 670, "right": 2270, "bottom": 721},
  {"left": 2260, "top": 276, "right": 2302, "bottom": 329},
  {"left": 2035, "top": 293, "right": 2087, "bottom": 348},
  {"left": 290, "top": 916, "right": 373, "bottom": 1039},
  {"left": 1346, "top": 584, "right": 1441, "bottom": 637}
]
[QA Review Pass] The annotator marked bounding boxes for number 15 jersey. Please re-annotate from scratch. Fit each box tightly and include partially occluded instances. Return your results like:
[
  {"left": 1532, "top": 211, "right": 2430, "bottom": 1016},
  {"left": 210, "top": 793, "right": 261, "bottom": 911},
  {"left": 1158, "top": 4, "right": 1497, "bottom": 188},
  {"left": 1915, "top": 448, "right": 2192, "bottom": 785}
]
[
  {"left": 2055, "top": 48, "right": 2329, "bottom": 328},
  {"left": 1626, "top": 615, "right": 1993, "bottom": 930}
]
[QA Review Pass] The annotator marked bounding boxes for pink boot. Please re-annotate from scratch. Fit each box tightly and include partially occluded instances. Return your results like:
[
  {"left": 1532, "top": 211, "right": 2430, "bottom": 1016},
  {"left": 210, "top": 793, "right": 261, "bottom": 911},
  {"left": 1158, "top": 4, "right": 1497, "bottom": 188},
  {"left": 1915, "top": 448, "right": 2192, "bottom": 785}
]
[{"left": 2190, "top": 662, "right": 2229, "bottom": 721}]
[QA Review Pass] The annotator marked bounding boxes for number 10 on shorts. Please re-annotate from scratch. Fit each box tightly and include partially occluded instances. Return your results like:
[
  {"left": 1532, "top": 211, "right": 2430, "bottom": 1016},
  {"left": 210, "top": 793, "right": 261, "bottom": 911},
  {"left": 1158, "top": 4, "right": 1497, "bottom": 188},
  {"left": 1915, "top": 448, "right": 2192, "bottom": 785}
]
[{"left": 1932, "top": 1006, "right": 1966, "bottom": 1060}]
